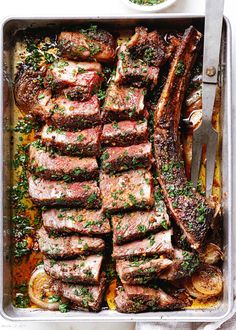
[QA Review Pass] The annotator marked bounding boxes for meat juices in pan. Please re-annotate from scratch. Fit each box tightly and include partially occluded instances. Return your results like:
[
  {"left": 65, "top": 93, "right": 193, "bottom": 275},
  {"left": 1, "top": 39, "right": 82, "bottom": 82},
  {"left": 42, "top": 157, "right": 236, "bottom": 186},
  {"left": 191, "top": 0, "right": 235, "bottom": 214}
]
[{"left": 12, "top": 23, "right": 222, "bottom": 313}]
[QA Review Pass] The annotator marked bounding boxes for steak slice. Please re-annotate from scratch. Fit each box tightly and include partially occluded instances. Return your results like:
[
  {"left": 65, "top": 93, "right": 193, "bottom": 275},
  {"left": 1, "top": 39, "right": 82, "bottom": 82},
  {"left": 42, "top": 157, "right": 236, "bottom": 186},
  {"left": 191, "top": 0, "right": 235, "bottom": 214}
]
[
  {"left": 34, "top": 95, "right": 101, "bottom": 130},
  {"left": 153, "top": 26, "right": 213, "bottom": 250},
  {"left": 102, "top": 82, "right": 147, "bottom": 122},
  {"left": 37, "top": 227, "right": 105, "bottom": 258},
  {"left": 14, "top": 67, "right": 51, "bottom": 114},
  {"left": 28, "top": 175, "right": 101, "bottom": 208},
  {"left": 123, "top": 284, "right": 191, "bottom": 310},
  {"left": 101, "top": 120, "right": 148, "bottom": 147},
  {"left": 52, "top": 273, "right": 106, "bottom": 312},
  {"left": 44, "top": 255, "right": 103, "bottom": 284},
  {"left": 45, "top": 60, "right": 102, "bottom": 101},
  {"left": 159, "top": 249, "right": 199, "bottom": 281},
  {"left": 43, "top": 208, "right": 111, "bottom": 235},
  {"left": 101, "top": 143, "right": 153, "bottom": 174},
  {"left": 116, "top": 258, "right": 172, "bottom": 284},
  {"left": 114, "top": 26, "right": 174, "bottom": 89},
  {"left": 41, "top": 125, "right": 101, "bottom": 156},
  {"left": 29, "top": 144, "right": 98, "bottom": 181},
  {"left": 100, "top": 169, "right": 154, "bottom": 213},
  {"left": 58, "top": 29, "right": 116, "bottom": 63},
  {"left": 115, "top": 290, "right": 148, "bottom": 313},
  {"left": 113, "top": 229, "right": 173, "bottom": 259},
  {"left": 114, "top": 44, "right": 160, "bottom": 90},
  {"left": 112, "top": 206, "right": 170, "bottom": 245}
]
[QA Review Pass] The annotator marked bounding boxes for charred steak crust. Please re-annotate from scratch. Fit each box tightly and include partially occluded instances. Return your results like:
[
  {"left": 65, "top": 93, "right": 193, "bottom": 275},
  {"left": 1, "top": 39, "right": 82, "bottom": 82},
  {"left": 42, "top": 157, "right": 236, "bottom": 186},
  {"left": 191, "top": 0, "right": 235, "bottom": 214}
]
[{"left": 153, "top": 26, "right": 213, "bottom": 250}]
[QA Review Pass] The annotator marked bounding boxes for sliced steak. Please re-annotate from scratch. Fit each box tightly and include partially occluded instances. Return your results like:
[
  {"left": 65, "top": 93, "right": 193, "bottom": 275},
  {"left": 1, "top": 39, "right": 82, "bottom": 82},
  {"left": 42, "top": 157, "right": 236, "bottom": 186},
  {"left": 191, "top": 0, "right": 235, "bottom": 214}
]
[
  {"left": 123, "top": 284, "right": 191, "bottom": 310},
  {"left": 153, "top": 26, "right": 213, "bottom": 250},
  {"left": 52, "top": 273, "right": 106, "bottom": 312},
  {"left": 41, "top": 125, "right": 101, "bottom": 156},
  {"left": 114, "top": 26, "right": 174, "bottom": 89},
  {"left": 34, "top": 95, "right": 101, "bottom": 129},
  {"left": 45, "top": 59, "right": 102, "bottom": 101},
  {"left": 113, "top": 229, "right": 173, "bottom": 259},
  {"left": 101, "top": 120, "right": 148, "bottom": 147},
  {"left": 100, "top": 169, "right": 154, "bottom": 213},
  {"left": 28, "top": 175, "right": 101, "bottom": 208},
  {"left": 116, "top": 258, "right": 172, "bottom": 284},
  {"left": 14, "top": 67, "right": 51, "bottom": 114},
  {"left": 112, "top": 206, "right": 170, "bottom": 245},
  {"left": 44, "top": 255, "right": 103, "bottom": 284},
  {"left": 37, "top": 227, "right": 105, "bottom": 258},
  {"left": 159, "top": 249, "right": 199, "bottom": 281},
  {"left": 115, "top": 290, "right": 148, "bottom": 313},
  {"left": 114, "top": 44, "right": 160, "bottom": 90},
  {"left": 101, "top": 143, "right": 153, "bottom": 174},
  {"left": 58, "top": 29, "right": 116, "bottom": 63},
  {"left": 43, "top": 208, "right": 111, "bottom": 235},
  {"left": 29, "top": 144, "right": 98, "bottom": 181},
  {"left": 102, "top": 82, "right": 147, "bottom": 122}
]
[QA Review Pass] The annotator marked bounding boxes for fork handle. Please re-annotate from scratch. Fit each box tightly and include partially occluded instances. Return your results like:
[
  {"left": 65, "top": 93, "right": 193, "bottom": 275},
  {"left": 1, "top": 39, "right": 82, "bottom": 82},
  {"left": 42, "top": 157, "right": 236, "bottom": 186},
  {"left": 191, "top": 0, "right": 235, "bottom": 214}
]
[{"left": 203, "top": 0, "right": 224, "bottom": 84}]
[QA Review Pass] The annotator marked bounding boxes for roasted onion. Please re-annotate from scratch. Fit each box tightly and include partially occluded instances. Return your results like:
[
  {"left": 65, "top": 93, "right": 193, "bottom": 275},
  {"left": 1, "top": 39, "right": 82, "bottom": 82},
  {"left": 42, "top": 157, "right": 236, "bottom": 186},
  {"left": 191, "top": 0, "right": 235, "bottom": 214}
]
[
  {"left": 200, "top": 243, "right": 223, "bottom": 265},
  {"left": 191, "top": 265, "right": 223, "bottom": 297},
  {"left": 28, "top": 266, "right": 60, "bottom": 310}
]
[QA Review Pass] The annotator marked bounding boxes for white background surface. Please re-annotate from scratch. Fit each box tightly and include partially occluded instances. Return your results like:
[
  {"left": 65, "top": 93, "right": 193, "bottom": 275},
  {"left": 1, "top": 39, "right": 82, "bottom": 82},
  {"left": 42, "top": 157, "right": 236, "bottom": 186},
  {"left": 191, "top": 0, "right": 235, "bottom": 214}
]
[{"left": 0, "top": 0, "right": 235, "bottom": 329}]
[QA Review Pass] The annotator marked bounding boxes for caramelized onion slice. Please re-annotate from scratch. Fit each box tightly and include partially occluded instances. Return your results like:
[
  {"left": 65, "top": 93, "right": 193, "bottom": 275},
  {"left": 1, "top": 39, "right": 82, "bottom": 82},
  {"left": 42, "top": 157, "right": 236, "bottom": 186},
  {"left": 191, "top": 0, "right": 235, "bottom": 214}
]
[
  {"left": 200, "top": 243, "right": 223, "bottom": 265},
  {"left": 184, "top": 278, "right": 209, "bottom": 300},
  {"left": 192, "top": 265, "right": 223, "bottom": 297},
  {"left": 28, "top": 266, "right": 59, "bottom": 310}
]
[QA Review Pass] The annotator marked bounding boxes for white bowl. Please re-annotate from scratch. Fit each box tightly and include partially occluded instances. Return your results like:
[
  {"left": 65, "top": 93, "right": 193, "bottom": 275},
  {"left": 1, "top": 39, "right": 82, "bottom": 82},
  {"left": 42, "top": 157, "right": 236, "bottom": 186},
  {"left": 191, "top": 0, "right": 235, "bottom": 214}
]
[{"left": 121, "top": 0, "right": 177, "bottom": 12}]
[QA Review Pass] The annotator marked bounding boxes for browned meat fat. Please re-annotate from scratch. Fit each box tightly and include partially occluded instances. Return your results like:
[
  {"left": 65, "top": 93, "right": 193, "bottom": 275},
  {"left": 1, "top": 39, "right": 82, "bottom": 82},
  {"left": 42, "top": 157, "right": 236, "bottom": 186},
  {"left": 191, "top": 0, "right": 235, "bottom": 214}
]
[
  {"left": 37, "top": 227, "right": 105, "bottom": 258},
  {"left": 34, "top": 95, "right": 101, "bottom": 130},
  {"left": 43, "top": 208, "right": 111, "bottom": 235},
  {"left": 153, "top": 26, "right": 213, "bottom": 250},
  {"left": 58, "top": 29, "right": 116, "bottom": 63},
  {"left": 101, "top": 120, "right": 148, "bottom": 147},
  {"left": 45, "top": 59, "right": 102, "bottom": 101},
  {"left": 102, "top": 83, "right": 147, "bottom": 122},
  {"left": 14, "top": 67, "right": 51, "bottom": 114},
  {"left": 44, "top": 255, "right": 103, "bottom": 284},
  {"left": 41, "top": 125, "right": 101, "bottom": 156},
  {"left": 29, "top": 144, "right": 98, "bottom": 181},
  {"left": 52, "top": 273, "right": 106, "bottom": 312},
  {"left": 100, "top": 169, "right": 154, "bottom": 213},
  {"left": 28, "top": 175, "right": 101, "bottom": 208},
  {"left": 116, "top": 258, "right": 172, "bottom": 284},
  {"left": 112, "top": 207, "right": 170, "bottom": 245},
  {"left": 101, "top": 143, "right": 153, "bottom": 174},
  {"left": 113, "top": 229, "right": 173, "bottom": 259}
]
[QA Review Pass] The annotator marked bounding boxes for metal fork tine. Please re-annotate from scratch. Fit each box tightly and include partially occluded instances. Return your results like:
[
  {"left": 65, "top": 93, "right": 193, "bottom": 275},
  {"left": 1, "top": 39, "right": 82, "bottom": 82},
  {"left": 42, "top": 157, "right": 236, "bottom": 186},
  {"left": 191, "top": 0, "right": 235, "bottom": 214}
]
[
  {"left": 206, "top": 129, "right": 218, "bottom": 197},
  {"left": 191, "top": 131, "right": 203, "bottom": 188}
]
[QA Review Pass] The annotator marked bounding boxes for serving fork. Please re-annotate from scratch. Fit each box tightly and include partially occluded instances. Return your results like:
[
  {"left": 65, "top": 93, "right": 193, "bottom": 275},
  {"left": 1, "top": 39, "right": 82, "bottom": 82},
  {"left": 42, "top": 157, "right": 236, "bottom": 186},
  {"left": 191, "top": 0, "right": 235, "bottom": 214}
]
[{"left": 191, "top": 0, "right": 224, "bottom": 197}]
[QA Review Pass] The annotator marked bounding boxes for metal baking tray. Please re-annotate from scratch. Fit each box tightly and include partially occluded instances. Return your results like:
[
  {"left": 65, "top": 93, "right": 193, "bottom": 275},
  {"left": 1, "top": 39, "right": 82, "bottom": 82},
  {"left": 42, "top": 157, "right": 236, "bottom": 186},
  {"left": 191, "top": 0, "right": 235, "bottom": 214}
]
[{"left": 0, "top": 14, "right": 233, "bottom": 322}]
